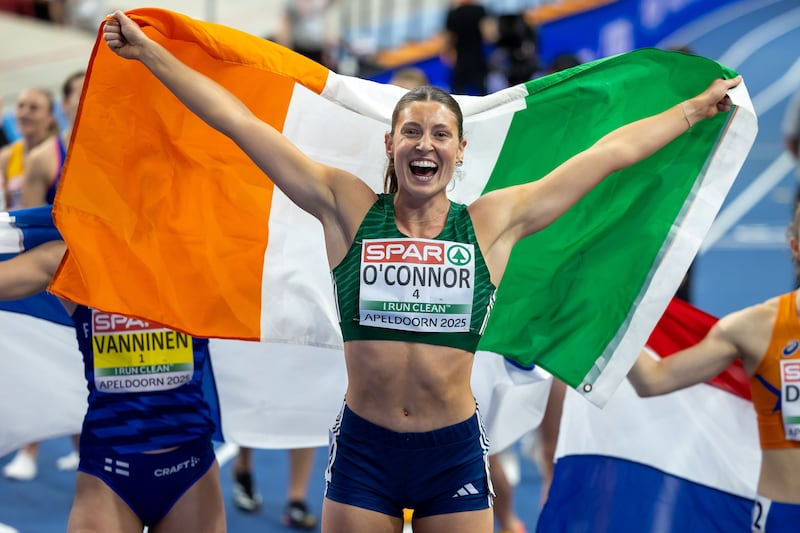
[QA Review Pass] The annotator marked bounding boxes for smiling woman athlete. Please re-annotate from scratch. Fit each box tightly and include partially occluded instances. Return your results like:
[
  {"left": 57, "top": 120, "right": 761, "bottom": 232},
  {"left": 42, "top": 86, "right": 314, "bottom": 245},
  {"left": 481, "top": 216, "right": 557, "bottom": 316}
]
[{"left": 103, "top": 10, "right": 739, "bottom": 533}]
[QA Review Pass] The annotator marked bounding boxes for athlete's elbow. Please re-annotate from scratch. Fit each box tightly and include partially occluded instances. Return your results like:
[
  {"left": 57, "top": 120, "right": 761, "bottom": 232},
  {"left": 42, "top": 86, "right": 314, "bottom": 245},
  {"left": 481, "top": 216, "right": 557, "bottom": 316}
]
[
  {"left": 605, "top": 142, "right": 643, "bottom": 173},
  {"left": 626, "top": 357, "right": 664, "bottom": 398},
  {"left": 627, "top": 376, "right": 655, "bottom": 398},
  {"left": 585, "top": 141, "right": 630, "bottom": 178},
  {"left": 632, "top": 382, "right": 660, "bottom": 398}
]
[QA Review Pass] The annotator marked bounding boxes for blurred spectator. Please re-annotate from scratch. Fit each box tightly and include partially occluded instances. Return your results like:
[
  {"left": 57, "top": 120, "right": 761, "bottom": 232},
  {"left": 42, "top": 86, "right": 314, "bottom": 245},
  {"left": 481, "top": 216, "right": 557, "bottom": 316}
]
[
  {"left": 34, "top": 0, "right": 64, "bottom": 23},
  {"left": 0, "top": 0, "right": 106, "bottom": 31},
  {"left": 443, "top": 0, "right": 497, "bottom": 95},
  {"left": 232, "top": 447, "right": 318, "bottom": 529},
  {"left": 0, "top": 87, "right": 57, "bottom": 211},
  {"left": 23, "top": 70, "right": 84, "bottom": 207},
  {"left": 490, "top": 450, "right": 527, "bottom": 533},
  {"left": 492, "top": 13, "right": 539, "bottom": 87},
  {"left": 0, "top": 96, "right": 9, "bottom": 148},
  {"left": 389, "top": 67, "right": 430, "bottom": 90},
  {"left": 531, "top": 378, "right": 565, "bottom": 507},
  {"left": 547, "top": 52, "right": 581, "bottom": 74},
  {"left": 783, "top": 87, "right": 800, "bottom": 286},
  {"left": 0, "top": 0, "right": 64, "bottom": 23},
  {"left": 783, "top": 87, "right": 800, "bottom": 207},
  {"left": 273, "top": 0, "right": 340, "bottom": 71}
]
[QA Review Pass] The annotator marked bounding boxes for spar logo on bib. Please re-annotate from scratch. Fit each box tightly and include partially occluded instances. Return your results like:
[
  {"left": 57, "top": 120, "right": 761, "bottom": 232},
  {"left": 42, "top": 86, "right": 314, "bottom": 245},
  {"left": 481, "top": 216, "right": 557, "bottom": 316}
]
[
  {"left": 93, "top": 312, "right": 156, "bottom": 332},
  {"left": 364, "top": 240, "right": 447, "bottom": 264},
  {"left": 781, "top": 360, "right": 800, "bottom": 441},
  {"left": 359, "top": 238, "right": 475, "bottom": 333}
]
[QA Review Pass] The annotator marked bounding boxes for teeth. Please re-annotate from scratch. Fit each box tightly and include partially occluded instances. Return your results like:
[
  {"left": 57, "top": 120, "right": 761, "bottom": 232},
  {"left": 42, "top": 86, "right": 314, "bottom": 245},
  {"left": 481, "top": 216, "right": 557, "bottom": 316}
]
[{"left": 411, "top": 160, "right": 437, "bottom": 168}]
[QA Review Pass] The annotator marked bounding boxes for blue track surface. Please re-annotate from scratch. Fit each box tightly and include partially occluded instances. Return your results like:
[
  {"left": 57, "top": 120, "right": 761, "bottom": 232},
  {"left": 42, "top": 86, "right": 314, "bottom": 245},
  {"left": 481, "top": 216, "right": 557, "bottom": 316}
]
[{"left": 683, "top": 0, "right": 800, "bottom": 316}]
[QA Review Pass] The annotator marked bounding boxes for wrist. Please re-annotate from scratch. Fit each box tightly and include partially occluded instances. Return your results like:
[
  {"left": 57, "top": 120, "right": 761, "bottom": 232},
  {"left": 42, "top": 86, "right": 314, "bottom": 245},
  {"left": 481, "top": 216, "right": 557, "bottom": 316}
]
[
  {"left": 680, "top": 102, "right": 694, "bottom": 129},
  {"left": 140, "top": 40, "right": 166, "bottom": 68}
]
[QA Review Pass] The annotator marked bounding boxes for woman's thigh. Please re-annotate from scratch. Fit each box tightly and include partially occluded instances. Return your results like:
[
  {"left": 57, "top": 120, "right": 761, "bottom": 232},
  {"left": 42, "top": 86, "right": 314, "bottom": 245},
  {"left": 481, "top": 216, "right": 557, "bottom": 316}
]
[
  {"left": 67, "top": 471, "right": 143, "bottom": 533},
  {"left": 153, "top": 461, "right": 225, "bottom": 533},
  {"left": 322, "top": 497, "right": 404, "bottom": 533}
]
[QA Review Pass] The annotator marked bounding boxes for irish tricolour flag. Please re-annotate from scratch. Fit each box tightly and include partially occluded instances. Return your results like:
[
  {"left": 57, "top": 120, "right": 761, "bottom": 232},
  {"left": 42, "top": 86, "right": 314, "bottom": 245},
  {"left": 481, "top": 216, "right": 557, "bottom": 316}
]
[
  {"left": 0, "top": 207, "right": 549, "bottom": 455},
  {"left": 51, "top": 8, "right": 757, "bottom": 406}
]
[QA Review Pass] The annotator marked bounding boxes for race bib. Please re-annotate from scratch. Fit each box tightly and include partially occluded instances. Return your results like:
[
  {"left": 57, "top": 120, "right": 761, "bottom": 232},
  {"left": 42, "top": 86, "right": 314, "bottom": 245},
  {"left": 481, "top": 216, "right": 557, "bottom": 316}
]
[
  {"left": 358, "top": 238, "right": 474, "bottom": 333},
  {"left": 751, "top": 495, "right": 771, "bottom": 532},
  {"left": 91, "top": 310, "right": 194, "bottom": 393},
  {"left": 780, "top": 360, "right": 800, "bottom": 440}
]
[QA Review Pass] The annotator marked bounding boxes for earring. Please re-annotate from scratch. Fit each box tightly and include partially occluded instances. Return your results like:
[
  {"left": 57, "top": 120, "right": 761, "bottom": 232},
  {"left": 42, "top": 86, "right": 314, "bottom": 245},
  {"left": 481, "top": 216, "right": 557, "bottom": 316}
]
[{"left": 452, "top": 161, "right": 465, "bottom": 189}]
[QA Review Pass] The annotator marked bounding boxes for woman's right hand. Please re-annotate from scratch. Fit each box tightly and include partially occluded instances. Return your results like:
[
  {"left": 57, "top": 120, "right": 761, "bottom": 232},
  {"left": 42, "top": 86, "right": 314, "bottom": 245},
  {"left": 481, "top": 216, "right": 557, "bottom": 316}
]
[{"left": 103, "top": 11, "right": 150, "bottom": 61}]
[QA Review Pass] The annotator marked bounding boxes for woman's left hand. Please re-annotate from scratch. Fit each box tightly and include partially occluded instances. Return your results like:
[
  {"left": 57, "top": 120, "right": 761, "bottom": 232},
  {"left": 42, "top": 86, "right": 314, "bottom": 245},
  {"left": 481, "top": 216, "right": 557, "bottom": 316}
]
[{"left": 683, "top": 76, "right": 742, "bottom": 127}]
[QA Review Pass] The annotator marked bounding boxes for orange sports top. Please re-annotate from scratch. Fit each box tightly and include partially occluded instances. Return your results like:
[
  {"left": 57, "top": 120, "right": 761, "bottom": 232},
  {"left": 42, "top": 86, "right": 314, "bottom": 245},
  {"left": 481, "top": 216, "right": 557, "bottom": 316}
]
[{"left": 749, "top": 291, "right": 800, "bottom": 449}]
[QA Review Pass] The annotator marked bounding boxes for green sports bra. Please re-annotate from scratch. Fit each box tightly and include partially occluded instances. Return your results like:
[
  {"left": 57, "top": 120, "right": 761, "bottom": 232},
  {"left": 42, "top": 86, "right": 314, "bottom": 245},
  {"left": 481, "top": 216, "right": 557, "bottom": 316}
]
[{"left": 331, "top": 193, "right": 496, "bottom": 352}]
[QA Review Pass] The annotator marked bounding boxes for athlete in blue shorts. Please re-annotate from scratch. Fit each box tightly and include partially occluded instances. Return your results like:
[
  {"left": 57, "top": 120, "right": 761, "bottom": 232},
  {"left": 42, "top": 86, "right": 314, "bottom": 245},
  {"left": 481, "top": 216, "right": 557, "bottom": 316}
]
[{"left": 0, "top": 239, "right": 224, "bottom": 533}]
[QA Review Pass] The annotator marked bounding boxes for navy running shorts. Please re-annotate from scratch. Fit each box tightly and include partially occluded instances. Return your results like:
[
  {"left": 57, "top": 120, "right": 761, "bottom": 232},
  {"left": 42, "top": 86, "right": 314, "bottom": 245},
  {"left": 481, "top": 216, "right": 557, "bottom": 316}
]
[
  {"left": 325, "top": 403, "right": 493, "bottom": 518},
  {"left": 78, "top": 436, "right": 216, "bottom": 526}
]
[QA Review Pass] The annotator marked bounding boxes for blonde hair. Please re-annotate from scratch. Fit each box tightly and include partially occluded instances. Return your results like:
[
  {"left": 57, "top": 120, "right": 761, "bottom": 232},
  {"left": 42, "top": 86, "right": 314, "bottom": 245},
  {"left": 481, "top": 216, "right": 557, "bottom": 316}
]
[{"left": 389, "top": 67, "right": 430, "bottom": 90}]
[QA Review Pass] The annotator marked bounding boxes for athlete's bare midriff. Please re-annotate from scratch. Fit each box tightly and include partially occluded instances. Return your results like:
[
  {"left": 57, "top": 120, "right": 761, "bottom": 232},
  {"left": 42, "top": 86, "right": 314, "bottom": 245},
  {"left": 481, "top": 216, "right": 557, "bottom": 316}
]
[
  {"left": 759, "top": 448, "right": 800, "bottom": 503},
  {"left": 343, "top": 339, "right": 477, "bottom": 433}
]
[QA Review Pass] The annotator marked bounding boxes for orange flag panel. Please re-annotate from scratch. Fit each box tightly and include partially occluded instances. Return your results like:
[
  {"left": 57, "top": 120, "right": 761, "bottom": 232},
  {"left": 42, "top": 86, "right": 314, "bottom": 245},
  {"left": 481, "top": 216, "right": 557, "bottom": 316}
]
[{"left": 51, "top": 8, "right": 330, "bottom": 338}]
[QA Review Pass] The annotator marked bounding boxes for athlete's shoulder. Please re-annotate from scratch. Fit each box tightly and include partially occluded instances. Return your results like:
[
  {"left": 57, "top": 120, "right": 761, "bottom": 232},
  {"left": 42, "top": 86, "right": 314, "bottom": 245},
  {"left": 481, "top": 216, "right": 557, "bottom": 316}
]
[
  {"left": 26, "top": 136, "right": 57, "bottom": 160},
  {"left": 717, "top": 295, "right": 780, "bottom": 345},
  {"left": 25, "top": 139, "right": 57, "bottom": 174}
]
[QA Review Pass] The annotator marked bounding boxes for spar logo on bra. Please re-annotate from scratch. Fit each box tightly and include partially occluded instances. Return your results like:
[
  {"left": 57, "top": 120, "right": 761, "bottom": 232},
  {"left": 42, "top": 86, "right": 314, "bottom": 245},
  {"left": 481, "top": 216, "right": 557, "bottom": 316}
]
[{"left": 783, "top": 340, "right": 800, "bottom": 357}]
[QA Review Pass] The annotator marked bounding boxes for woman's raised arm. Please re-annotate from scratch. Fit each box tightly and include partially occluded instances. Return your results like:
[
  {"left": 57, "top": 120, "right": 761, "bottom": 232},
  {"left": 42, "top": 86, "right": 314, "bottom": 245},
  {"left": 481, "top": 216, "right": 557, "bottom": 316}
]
[
  {"left": 472, "top": 76, "right": 742, "bottom": 265},
  {"left": 103, "top": 11, "right": 373, "bottom": 226}
]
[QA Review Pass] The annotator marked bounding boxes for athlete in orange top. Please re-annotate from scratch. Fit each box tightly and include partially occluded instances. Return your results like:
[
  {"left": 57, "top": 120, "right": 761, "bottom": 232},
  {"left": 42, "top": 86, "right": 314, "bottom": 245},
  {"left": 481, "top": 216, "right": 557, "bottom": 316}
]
[
  {"left": 628, "top": 206, "right": 800, "bottom": 532},
  {"left": 750, "top": 292, "right": 800, "bottom": 450}
]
